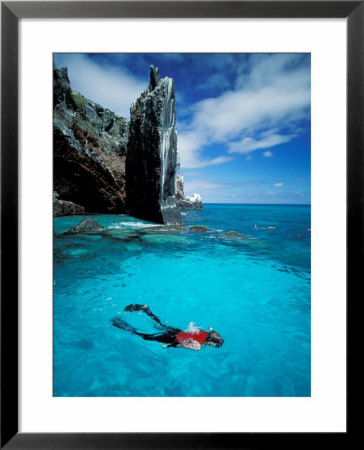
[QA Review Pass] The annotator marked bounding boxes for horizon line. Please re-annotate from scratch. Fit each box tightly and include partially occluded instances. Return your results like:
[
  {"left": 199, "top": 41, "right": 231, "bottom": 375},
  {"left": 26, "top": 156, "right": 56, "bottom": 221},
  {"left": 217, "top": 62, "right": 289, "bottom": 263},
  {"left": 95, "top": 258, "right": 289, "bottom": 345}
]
[{"left": 201, "top": 202, "right": 311, "bottom": 206}]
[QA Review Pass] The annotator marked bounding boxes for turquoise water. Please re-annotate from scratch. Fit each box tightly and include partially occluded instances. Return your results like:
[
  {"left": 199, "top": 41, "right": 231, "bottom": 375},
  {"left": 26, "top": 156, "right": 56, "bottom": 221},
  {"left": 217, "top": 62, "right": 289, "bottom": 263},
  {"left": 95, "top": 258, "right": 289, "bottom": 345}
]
[{"left": 53, "top": 204, "right": 310, "bottom": 397}]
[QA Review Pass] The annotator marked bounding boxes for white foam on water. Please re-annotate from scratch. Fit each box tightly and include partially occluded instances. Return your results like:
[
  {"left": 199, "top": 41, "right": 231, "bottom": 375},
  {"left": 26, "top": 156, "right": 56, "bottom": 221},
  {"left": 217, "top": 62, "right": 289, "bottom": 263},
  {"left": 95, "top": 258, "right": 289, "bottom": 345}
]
[
  {"left": 184, "top": 322, "right": 201, "bottom": 334},
  {"left": 108, "top": 222, "right": 160, "bottom": 230},
  {"left": 107, "top": 224, "right": 126, "bottom": 229}
]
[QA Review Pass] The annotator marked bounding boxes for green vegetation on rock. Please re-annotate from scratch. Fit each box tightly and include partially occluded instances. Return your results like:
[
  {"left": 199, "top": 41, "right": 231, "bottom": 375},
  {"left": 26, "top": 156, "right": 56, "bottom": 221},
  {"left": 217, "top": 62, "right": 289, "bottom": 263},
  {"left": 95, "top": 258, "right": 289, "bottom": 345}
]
[{"left": 72, "top": 90, "right": 87, "bottom": 110}]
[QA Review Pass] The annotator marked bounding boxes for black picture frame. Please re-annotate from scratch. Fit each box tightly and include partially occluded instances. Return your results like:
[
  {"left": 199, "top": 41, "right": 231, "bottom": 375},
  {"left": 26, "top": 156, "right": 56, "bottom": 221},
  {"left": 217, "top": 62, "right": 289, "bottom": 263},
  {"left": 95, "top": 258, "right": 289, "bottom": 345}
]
[{"left": 1, "top": 1, "right": 359, "bottom": 448}]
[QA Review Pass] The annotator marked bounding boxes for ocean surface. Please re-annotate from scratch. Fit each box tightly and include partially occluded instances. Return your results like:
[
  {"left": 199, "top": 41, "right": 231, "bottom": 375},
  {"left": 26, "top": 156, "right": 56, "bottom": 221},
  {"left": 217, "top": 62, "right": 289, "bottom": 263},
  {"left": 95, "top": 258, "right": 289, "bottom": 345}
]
[{"left": 53, "top": 204, "right": 311, "bottom": 397}]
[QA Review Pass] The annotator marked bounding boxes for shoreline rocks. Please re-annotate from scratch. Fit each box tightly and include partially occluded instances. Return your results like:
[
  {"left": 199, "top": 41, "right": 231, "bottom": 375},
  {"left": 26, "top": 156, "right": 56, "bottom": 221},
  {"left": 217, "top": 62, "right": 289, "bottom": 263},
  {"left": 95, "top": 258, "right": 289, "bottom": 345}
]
[
  {"left": 219, "top": 230, "right": 256, "bottom": 241},
  {"left": 66, "top": 217, "right": 106, "bottom": 234},
  {"left": 189, "top": 225, "right": 209, "bottom": 232},
  {"left": 176, "top": 176, "right": 203, "bottom": 210},
  {"left": 222, "top": 231, "right": 243, "bottom": 236},
  {"left": 53, "top": 194, "right": 85, "bottom": 217}
]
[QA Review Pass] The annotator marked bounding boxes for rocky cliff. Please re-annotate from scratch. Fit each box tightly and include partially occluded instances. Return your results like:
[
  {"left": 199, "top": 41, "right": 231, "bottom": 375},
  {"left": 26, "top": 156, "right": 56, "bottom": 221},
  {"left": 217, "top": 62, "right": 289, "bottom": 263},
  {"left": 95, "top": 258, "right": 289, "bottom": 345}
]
[
  {"left": 53, "top": 66, "right": 128, "bottom": 215},
  {"left": 176, "top": 176, "right": 203, "bottom": 210},
  {"left": 126, "top": 66, "right": 182, "bottom": 225},
  {"left": 54, "top": 65, "right": 197, "bottom": 225}
]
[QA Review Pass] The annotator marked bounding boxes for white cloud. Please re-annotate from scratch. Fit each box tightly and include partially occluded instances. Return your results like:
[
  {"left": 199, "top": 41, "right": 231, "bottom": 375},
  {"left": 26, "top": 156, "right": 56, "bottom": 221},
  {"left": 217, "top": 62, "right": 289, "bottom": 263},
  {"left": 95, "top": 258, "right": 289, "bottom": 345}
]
[
  {"left": 188, "top": 85, "right": 308, "bottom": 143},
  {"left": 178, "top": 54, "right": 310, "bottom": 169},
  {"left": 54, "top": 54, "right": 145, "bottom": 118},
  {"left": 177, "top": 131, "right": 233, "bottom": 168},
  {"left": 263, "top": 151, "right": 273, "bottom": 158},
  {"left": 273, "top": 182, "right": 283, "bottom": 187},
  {"left": 228, "top": 133, "right": 294, "bottom": 154}
]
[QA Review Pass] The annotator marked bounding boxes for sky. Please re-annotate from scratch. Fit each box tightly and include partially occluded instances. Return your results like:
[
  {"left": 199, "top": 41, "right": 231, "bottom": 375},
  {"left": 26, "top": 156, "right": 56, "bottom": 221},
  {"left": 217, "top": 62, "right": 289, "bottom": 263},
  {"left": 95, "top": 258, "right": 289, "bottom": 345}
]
[{"left": 54, "top": 53, "right": 311, "bottom": 204}]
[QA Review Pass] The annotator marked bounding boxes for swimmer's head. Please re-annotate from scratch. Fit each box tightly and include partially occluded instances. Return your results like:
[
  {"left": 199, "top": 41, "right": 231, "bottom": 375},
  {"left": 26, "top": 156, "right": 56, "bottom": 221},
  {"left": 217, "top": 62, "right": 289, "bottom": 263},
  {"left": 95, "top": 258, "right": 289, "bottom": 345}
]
[{"left": 206, "top": 327, "right": 224, "bottom": 347}]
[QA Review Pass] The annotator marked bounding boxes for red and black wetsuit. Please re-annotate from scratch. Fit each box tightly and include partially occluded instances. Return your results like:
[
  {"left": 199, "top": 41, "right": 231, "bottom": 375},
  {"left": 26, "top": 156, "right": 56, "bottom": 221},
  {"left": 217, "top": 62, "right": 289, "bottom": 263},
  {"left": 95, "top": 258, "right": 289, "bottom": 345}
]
[{"left": 175, "top": 330, "right": 209, "bottom": 345}]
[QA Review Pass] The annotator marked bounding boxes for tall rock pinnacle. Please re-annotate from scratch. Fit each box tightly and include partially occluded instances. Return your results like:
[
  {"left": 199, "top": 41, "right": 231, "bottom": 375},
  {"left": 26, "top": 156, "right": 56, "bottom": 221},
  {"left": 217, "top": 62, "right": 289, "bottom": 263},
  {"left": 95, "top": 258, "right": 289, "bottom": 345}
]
[{"left": 126, "top": 66, "right": 182, "bottom": 225}]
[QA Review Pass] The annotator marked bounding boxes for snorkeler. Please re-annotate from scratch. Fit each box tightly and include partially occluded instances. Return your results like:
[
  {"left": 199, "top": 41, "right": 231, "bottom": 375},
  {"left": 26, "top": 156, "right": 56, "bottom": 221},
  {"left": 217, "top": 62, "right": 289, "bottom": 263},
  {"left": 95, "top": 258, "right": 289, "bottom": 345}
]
[{"left": 111, "top": 304, "right": 224, "bottom": 351}]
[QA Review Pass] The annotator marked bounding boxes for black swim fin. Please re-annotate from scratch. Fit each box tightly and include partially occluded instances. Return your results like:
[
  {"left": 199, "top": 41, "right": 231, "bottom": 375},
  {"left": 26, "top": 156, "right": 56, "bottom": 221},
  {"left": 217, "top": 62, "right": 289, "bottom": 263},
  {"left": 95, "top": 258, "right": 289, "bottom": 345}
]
[
  {"left": 111, "top": 317, "right": 136, "bottom": 332},
  {"left": 124, "top": 304, "right": 148, "bottom": 312}
]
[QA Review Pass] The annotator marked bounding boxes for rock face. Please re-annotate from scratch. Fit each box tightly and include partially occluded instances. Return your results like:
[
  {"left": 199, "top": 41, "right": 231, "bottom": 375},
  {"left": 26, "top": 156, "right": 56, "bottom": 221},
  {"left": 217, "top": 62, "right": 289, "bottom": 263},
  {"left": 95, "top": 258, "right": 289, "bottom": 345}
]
[
  {"left": 53, "top": 66, "right": 128, "bottom": 215},
  {"left": 176, "top": 176, "right": 203, "bottom": 210},
  {"left": 53, "top": 193, "right": 85, "bottom": 217},
  {"left": 126, "top": 66, "right": 182, "bottom": 225}
]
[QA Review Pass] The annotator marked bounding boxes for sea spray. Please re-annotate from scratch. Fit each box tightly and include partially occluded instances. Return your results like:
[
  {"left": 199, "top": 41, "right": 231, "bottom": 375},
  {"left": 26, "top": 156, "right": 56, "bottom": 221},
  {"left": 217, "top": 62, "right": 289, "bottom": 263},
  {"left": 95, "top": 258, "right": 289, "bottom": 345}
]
[{"left": 185, "top": 322, "right": 201, "bottom": 334}]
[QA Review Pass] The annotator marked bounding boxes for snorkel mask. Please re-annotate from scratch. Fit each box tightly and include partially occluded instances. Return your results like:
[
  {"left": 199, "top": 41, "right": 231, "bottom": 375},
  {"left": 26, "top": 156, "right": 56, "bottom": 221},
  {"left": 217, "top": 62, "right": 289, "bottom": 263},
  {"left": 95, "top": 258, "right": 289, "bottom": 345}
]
[{"left": 207, "top": 327, "right": 224, "bottom": 347}]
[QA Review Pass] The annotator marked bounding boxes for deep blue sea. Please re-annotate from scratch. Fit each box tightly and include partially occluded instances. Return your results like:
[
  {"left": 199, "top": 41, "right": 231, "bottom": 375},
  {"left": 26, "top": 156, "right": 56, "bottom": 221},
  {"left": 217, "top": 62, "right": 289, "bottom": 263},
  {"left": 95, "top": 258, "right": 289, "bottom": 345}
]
[{"left": 53, "top": 204, "right": 311, "bottom": 397}]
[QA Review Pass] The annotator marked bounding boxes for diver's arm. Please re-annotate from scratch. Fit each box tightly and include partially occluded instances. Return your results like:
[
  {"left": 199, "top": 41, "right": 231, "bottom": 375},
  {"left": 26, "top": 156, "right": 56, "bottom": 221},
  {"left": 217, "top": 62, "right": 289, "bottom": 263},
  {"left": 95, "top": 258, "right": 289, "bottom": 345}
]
[{"left": 161, "top": 342, "right": 178, "bottom": 348}]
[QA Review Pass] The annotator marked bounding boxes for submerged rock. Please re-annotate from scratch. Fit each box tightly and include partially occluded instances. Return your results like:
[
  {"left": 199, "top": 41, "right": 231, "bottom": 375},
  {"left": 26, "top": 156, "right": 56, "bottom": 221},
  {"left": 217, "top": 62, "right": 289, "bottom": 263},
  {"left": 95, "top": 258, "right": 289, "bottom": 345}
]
[
  {"left": 142, "top": 233, "right": 185, "bottom": 246},
  {"left": 223, "top": 231, "right": 243, "bottom": 236},
  {"left": 53, "top": 66, "right": 128, "bottom": 215},
  {"left": 189, "top": 225, "right": 209, "bottom": 232},
  {"left": 220, "top": 231, "right": 250, "bottom": 240},
  {"left": 67, "top": 217, "right": 106, "bottom": 234},
  {"left": 145, "top": 224, "right": 187, "bottom": 234},
  {"left": 218, "top": 231, "right": 257, "bottom": 242},
  {"left": 104, "top": 228, "right": 142, "bottom": 242},
  {"left": 126, "top": 66, "right": 182, "bottom": 225},
  {"left": 176, "top": 176, "right": 203, "bottom": 210}
]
